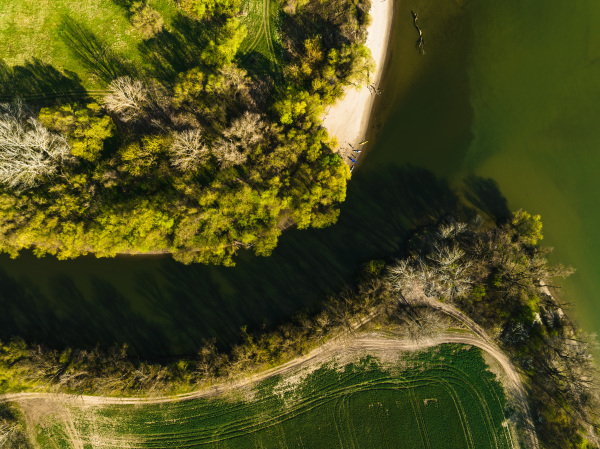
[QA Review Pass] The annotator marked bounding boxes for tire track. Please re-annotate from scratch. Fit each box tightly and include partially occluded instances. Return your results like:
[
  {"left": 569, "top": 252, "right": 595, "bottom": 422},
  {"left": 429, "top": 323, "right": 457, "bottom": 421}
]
[{"left": 2, "top": 306, "right": 539, "bottom": 449}]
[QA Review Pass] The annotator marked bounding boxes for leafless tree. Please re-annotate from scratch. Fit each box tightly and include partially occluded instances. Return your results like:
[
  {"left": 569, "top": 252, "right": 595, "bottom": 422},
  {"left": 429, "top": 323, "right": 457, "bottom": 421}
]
[
  {"left": 104, "top": 76, "right": 150, "bottom": 122},
  {"left": 213, "top": 112, "right": 265, "bottom": 168},
  {"left": 218, "top": 64, "right": 251, "bottom": 99},
  {"left": 223, "top": 112, "right": 265, "bottom": 148},
  {"left": 540, "top": 331, "right": 600, "bottom": 422},
  {"left": 0, "top": 424, "right": 16, "bottom": 446},
  {"left": 397, "top": 307, "right": 451, "bottom": 342},
  {"left": 169, "top": 129, "right": 210, "bottom": 171},
  {"left": 0, "top": 102, "right": 71, "bottom": 189},
  {"left": 213, "top": 138, "right": 247, "bottom": 168}
]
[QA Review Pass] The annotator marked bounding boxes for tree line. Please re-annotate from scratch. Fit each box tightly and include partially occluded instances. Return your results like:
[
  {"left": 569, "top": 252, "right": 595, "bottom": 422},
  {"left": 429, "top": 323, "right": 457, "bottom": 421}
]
[
  {"left": 1, "top": 211, "right": 598, "bottom": 447},
  {"left": 0, "top": 0, "right": 374, "bottom": 264}
]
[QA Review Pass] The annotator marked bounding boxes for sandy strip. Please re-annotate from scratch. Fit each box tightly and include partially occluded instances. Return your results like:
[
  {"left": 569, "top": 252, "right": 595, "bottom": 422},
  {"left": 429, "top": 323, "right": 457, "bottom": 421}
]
[{"left": 321, "top": 0, "right": 394, "bottom": 166}]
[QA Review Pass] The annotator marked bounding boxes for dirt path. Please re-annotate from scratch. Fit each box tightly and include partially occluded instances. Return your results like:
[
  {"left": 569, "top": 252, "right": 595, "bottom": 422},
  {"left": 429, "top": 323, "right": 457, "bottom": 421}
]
[
  {"left": 1, "top": 299, "right": 539, "bottom": 448},
  {"left": 0, "top": 334, "right": 514, "bottom": 407},
  {"left": 2, "top": 333, "right": 538, "bottom": 448}
]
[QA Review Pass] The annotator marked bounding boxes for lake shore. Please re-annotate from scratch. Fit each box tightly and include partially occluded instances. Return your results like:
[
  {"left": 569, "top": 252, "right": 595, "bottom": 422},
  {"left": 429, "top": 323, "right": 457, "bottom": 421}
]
[{"left": 321, "top": 0, "right": 395, "bottom": 166}]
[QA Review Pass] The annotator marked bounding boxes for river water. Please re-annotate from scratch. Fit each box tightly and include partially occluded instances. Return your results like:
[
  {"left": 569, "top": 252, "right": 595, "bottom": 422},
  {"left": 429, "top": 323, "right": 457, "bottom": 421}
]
[
  {"left": 1, "top": 0, "right": 599, "bottom": 357},
  {"left": 369, "top": 0, "right": 600, "bottom": 335}
]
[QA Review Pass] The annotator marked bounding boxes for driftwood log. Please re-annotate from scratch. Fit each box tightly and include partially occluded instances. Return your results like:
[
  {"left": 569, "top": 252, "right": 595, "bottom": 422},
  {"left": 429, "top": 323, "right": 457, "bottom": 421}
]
[{"left": 411, "top": 10, "right": 425, "bottom": 55}]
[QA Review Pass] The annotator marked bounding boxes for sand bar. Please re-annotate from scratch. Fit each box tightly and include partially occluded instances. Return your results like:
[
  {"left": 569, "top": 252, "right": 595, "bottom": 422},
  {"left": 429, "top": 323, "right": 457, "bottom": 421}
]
[{"left": 321, "top": 0, "right": 394, "bottom": 165}]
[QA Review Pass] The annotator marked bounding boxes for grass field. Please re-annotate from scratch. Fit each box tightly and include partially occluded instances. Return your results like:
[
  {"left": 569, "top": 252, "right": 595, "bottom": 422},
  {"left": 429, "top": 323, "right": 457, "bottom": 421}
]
[
  {"left": 238, "top": 0, "right": 282, "bottom": 76},
  {"left": 0, "top": 0, "right": 280, "bottom": 92},
  {"left": 21, "top": 344, "right": 516, "bottom": 448},
  {"left": 0, "top": 0, "right": 180, "bottom": 89}
]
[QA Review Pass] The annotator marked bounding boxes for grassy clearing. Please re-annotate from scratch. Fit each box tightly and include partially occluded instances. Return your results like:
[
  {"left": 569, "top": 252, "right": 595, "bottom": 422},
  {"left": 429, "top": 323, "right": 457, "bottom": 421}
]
[
  {"left": 0, "top": 0, "right": 180, "bottom": 89},
  {"left": 0, "top": 0, "right": 280, "bottom": 91},
  {"left": 21, "top": 344, "right": 514, "bottom": 448},
  {"left": 238, "top": 0, "right": 282, "bottom": 75}
]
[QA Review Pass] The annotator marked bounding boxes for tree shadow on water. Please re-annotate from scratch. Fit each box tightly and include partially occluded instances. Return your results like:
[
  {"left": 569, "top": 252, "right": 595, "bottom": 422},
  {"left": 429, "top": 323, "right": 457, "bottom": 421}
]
[
  {"left": 133, "top": 164, "right": 505, "bottom": 356},
  {"left": 461, "top": 174, "right": 510, "bottom": 222},
  {"left": 0, "top": 270, "right": 61, "bottom": 345},
  {"left": 0, "top": 165, "right": 509, "bottom": 359},
  {"left": 0, "top": 270, "right": 169, "bottom": 357}
]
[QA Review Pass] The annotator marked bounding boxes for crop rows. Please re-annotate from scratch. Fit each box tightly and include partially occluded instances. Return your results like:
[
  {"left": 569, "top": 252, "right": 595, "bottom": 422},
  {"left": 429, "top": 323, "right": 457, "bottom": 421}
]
[{"left": 36, "top": 344, "right": 514, "bottom": 448}]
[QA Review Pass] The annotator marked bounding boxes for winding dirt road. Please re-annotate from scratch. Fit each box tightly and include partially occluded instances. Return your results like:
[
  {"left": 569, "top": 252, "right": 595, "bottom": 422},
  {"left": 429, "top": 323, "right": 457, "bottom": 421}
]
[
  {"left": 1, "top": 301, "right": 539, "bottom": 448},
  {"left": 2, "top": 334, "right": 538, "bottom": 448}
]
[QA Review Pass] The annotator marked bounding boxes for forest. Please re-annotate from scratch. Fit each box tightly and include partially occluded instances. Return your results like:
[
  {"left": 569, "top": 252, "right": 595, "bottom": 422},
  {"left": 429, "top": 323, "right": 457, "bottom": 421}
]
[{"left": 0, "top": 0, "right": 373, "bottom": 264}]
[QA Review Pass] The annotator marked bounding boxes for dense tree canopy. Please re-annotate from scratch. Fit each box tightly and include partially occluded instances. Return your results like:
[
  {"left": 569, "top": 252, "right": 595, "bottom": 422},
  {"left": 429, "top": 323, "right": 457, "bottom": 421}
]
[{"left": 0, "top": 0, "right": 372, "bottom": 264}]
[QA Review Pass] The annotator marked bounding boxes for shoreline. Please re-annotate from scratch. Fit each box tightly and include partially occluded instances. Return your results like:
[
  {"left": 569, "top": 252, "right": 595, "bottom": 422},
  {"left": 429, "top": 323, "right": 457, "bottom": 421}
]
[{"left": 321, "top": 0, "right": 395, "bottom": 166}]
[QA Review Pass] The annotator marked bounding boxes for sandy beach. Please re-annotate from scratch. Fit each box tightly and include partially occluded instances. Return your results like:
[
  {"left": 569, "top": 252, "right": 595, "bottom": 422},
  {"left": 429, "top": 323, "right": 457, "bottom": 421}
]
[{"left": 321, "top": 0, "right": 394, "bottom": 166}]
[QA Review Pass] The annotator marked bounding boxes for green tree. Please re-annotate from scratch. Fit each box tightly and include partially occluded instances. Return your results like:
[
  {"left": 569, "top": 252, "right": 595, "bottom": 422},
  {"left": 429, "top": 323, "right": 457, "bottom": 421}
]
[
  {"left": 511, "top": 209, "right": 543, "bottom": 246},
  {"left": 38, "top": 103, "right": 115, "bottom": 162},
  {"left": 130, "top": 1, "right": 164, "bottom": 39},
  {"left": 181, "top": 0, "right": 241, "bottom": 19},
  {"left": 118, "top": 135, "right": 170, "bottom": 176}
]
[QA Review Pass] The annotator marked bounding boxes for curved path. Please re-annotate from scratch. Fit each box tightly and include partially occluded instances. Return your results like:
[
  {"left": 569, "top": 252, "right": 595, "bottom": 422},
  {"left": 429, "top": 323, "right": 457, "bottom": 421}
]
[
  {"left": 0, "top": 334, "right": 517, "bottom": 406},
  {"left": 1, "top": 326, "right": 539, "bottom": 448}
]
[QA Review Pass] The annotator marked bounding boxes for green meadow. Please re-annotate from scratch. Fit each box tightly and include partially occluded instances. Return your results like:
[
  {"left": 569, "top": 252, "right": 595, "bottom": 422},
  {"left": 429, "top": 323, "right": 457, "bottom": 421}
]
[
  {"left": 0, "top": 0, "right": 278, "bottom": 90},
  {"left": 28, "top": 344, "right": 514, "bottom": 448}
]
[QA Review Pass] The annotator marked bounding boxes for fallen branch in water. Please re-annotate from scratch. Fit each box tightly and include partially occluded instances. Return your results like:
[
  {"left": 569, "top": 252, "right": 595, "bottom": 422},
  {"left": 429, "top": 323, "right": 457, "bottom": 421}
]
[{"left": 411, "top": 10, "right": 425, "bottom": 55}]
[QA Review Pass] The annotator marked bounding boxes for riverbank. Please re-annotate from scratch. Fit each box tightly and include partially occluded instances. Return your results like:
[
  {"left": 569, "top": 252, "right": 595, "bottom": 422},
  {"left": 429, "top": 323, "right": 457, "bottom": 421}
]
[
  {"left": 3, "top": 332, "right": 522, "bottom": 449},
  {"left": 321, "top": 0, "right": 394, "bottom": 165}
]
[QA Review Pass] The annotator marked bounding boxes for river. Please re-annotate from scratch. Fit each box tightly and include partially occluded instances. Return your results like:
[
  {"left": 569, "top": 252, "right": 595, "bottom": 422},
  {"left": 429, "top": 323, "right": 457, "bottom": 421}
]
[{"left": 1, "top": 0, "right": 599, "bottom": 357}]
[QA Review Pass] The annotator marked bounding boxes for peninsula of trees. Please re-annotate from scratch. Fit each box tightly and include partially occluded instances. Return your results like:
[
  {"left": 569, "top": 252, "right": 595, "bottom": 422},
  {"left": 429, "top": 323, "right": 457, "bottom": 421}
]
[{"left": 0, "top": 0, "right": 373, "bottom": 264}]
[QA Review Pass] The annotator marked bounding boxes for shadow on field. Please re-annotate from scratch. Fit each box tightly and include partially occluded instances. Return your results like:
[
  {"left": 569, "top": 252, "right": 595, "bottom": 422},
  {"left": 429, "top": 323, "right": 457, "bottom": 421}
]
[
  {"left": 60, "top": 15, "right": 133, "bottom": 83},
  {"left": 239, "top": 50, "right": 280, "bottom": 83},
  {"left": 138, "top": 13, "right": 234, "bottom": 85},
  {"left": 0, "top": 59, "right": 88, "bottom": 106}
]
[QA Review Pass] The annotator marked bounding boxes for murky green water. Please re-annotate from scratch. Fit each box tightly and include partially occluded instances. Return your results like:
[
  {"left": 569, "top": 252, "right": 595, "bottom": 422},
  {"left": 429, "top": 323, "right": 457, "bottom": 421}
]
[
  {"left": 1, "top": 0, "right": 598, "bottom": 356},
  {"left": 370, "top": 0, "right": 600, "bottom": 334},
  {"left": 465, "top": 0, "right": 600, "bottom": 333}
]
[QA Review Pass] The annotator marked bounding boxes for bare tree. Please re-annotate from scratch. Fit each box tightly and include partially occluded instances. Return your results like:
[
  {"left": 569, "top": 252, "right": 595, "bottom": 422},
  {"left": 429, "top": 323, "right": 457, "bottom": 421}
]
[
  {"left": 0, "top": 102, "right": 71, "bottom": 189},
  {"left": 212, "top": 138, "right": 247, "bottom": 168},
  {"left": 0, "top": 424, "right": 16, "bottom": 446},
  {"left": 104, "top": 76, "right": 149, "bottom": 122},
  {"left": 223, "top": 112, "right": 264, "bottom": 148},
  {"left": 213, "top": 112, "right": 265, "bottom": 168},
  {"left": 218, "top": 64, "right": 251, "bottom": 100},
  {"left": 169, "top": 129, "right": 210, "bottom": 171}
]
